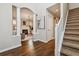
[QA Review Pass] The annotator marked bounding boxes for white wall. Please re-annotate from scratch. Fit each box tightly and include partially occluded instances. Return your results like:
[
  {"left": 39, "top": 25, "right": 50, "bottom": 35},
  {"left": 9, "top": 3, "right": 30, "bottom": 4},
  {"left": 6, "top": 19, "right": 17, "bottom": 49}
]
[
  {"left": 0, "top": 4, "right": 21, "bottom": 52},
  {"left": 34, "top": 3, "right": 55, "bottom": 42},
  {"left": 69, "top": 3, "right": 79, "bottom": 9},
  {"left": 46, "top": 11, "right": 54, "bottom": 41}
]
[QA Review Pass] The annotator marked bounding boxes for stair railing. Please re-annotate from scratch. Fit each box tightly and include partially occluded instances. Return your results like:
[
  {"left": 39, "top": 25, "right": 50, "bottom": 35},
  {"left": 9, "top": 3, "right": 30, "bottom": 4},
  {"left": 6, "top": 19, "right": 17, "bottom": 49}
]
[
  {"left": 55, "top": 17, "right": 64, "bottom": 56},
  {"left": 55, "top": 3, "right": 69, "bottom": 56}
]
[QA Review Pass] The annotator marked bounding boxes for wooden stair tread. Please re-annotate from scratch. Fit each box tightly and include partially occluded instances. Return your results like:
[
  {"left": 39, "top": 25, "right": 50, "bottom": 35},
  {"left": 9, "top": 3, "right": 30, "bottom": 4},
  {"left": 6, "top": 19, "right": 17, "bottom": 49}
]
[
  {"left": 64, "top": 36, "right": 79, "bottom": 41},
  {"left": 66, "top": 27, "right": 79, "bottom": 30},
  {"left": 66, "top": 23, "right": 79, "bottom": 26},
  {"left": 65, "top": 31, "right": 79, "bottom": 35},
  {"left": 63, "top": 40, "right": 79, "bottom": 49},
  {"left": 61, "top": 46, "right": 79, "bottom": 56},
  {"left": 68, "top": 15, "right": 79, "bottom": 19}
]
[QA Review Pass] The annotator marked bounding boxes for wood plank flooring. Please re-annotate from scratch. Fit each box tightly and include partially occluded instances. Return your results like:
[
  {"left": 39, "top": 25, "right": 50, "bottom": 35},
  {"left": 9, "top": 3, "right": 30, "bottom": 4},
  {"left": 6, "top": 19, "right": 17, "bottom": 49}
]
[{"left": 0, "top": 39, "right": 55, "bottom": 56}]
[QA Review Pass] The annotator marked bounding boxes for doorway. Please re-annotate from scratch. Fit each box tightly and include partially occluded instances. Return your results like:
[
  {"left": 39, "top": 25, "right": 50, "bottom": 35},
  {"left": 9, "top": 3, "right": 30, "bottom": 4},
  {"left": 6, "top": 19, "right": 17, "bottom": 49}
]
[{"left": 20, "top": 7, "right": 34, "bottom": 42}]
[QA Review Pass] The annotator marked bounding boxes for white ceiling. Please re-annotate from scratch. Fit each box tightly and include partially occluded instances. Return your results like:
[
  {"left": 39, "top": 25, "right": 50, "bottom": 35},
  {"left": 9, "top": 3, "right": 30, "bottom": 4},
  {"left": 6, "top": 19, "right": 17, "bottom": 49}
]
[
  {"left": 47, "top": 3, "right": 60, "bottom": 18},
  {"left": 12, "top": 3, "right": 55, "bottom": 13}
]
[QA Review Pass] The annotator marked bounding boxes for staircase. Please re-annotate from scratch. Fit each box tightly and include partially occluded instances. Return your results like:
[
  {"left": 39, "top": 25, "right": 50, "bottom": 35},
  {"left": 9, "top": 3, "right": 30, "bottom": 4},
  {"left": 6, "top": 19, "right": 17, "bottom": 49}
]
[{"left": 61, "top": 8, "right": 79, "bottom": 56}]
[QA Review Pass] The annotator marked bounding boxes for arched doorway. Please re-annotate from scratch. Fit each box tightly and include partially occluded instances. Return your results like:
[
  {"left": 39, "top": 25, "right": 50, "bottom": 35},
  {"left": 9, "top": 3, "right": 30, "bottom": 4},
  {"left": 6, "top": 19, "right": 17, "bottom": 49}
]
[{"left": 20, "top": 7, "right": 34, "bottom": 41}]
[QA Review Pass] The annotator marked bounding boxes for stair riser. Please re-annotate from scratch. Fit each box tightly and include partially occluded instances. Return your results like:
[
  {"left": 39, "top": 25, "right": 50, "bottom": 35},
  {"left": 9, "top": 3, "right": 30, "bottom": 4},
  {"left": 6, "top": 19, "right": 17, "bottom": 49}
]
[
  {"left": 65, "top": 32, "right": 79, "bottom": 35},
  {"left": 64, "top": 34, "right": 79, "bottom": 36},
  {"left": 64, "top": 38, "right": 79, "bottom": 42},
  {"left": 68, "top": 17, "right": 79, "bottom": 20},
  {"left": 69, "top": 10, "right": 79, "bottom": 15},
  {"left": 69, "top": 12, "right": 79, "bottom": 15},
  {"left": 69, "top": 9, "right": 79, "bottom": 14},
  {"left": 66, "top": 25, "right": 79, "bottom": 27},
  {"left": 67, "top": 23, "right": 79, "bottom": 25},
  {"left": 65, "top": 29, "right": 79, "bottom": 33},
  {"left": 69, "top": 12, "right": 79, "bottom": 14},
  {"left": 69, "top": 9, "right": 79, "bottom": 12},
  {"left": 66, "top": 25, "right": 79, "bottom": 28},
  {"left": 68, "top": 18, "right": 79, "bottom": 21},
  {"left": 66, "top": 24, "right": 79, "bottom": 26},
  {"left": 67, "top": 22, "right": 79, "bottom": 24},
  {"left": 68, "top": 20, "right": 79, "bottom": 23},
  {"left": 67, "top": 21, "right": 79, "bottom": 24},
  {"left": 66, "top": 28, "right": 79, "bottom": 29},
  {"left": 68, "top": 15, "right": 79, "bottom": 19}
]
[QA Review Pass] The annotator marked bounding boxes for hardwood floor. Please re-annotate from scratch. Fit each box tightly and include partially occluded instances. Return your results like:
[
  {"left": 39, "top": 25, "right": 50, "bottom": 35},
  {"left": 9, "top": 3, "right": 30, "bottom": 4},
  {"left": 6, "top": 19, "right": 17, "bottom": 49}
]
[{"left": 0, "top": 39, "right": 55, "bottom": 56}]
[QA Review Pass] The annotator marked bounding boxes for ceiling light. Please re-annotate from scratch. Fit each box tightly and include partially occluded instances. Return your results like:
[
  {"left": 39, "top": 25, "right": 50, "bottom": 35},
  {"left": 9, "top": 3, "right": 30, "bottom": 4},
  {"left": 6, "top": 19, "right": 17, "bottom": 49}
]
[{"left": 56, "top": 9, "right": 58, "bottom": 12}]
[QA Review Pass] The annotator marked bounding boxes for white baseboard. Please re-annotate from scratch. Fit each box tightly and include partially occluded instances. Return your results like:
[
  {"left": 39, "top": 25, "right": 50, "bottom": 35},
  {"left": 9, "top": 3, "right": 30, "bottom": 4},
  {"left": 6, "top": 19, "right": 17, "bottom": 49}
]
[
  {"left": 0, "top": 44, "right": 21, "bottom": 53},
  {"left": 32, "top": 39, "right": 39, "bottom": 42},
  {"left": 38, "top": 39, "right": 53, "bottom": 43},
  {"left": 33, "top": 39, "right": 52, "bottom": 43}
]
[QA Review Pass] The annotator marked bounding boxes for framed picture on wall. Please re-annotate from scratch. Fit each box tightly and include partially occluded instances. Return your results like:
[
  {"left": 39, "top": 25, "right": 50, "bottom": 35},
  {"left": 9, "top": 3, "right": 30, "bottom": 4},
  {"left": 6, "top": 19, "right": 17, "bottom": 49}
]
[{"left": 37, "top": 16, "right": 45, "bottom": 29}]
